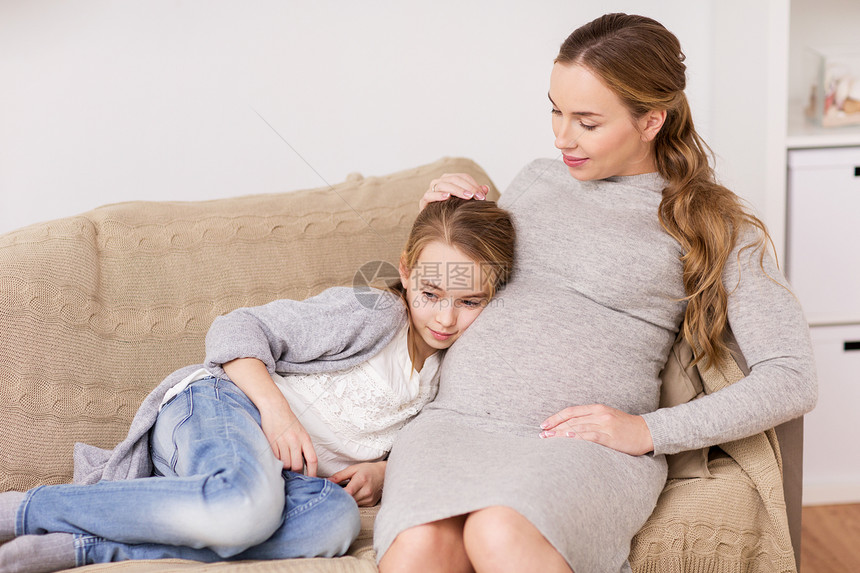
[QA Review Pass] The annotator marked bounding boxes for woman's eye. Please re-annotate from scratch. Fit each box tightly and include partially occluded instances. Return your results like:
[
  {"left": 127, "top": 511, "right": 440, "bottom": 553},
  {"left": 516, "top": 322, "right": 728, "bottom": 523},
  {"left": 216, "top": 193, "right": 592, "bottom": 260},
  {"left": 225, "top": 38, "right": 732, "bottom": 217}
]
[
  {"left": 551, "top": 108, "right": 562, "bottom": 116},
  {"left": 422, "top": 291, "right": 439, "bottom": 301},
  {"left": 580, "top": 122, "right": 598, "bottom": 131},
  {"left": 460, "top": 300, "right": 483, "bottom": 308}
]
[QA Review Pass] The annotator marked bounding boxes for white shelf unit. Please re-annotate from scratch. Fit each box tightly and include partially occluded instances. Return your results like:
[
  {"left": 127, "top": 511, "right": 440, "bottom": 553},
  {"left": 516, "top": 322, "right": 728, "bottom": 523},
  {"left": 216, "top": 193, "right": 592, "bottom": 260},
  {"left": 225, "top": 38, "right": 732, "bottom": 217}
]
[
  {"left": 786, "top": 0, "right": 860, "bottom": 506},
  {"left": 702, "top": 0, "right": 859, "bottom": 505},
  {"left": 787, "top": 103, "right": 860, "bottom": 150}
]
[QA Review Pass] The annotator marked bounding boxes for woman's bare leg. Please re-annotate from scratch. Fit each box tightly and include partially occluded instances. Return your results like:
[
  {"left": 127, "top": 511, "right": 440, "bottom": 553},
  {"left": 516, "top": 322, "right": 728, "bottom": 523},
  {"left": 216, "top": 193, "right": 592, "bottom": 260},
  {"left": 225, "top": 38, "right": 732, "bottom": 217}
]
[
  {"left": 378, "top": 515, "right": 474, "bottom": 573},
  {"left": 463, "top": 506, "right": 573, "bottom": 573}
]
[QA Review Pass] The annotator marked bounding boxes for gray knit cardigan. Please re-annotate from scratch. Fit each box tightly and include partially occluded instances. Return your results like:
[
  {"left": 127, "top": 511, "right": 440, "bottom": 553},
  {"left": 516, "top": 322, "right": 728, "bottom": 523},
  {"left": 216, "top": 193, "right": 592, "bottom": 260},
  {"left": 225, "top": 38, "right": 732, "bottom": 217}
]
[{"left": 72, "top": 287, "right": 407, "bottom": 485}]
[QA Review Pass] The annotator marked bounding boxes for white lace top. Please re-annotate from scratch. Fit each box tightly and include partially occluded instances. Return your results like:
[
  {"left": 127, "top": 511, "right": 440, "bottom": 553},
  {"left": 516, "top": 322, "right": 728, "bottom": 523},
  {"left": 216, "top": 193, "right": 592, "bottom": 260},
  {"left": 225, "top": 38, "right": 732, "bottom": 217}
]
[
  {"left": 161, "top": 324, "right": 441, "bottom": 477},
  {"left": 274, "top": 324, "right": 440, "bottom": 476}
]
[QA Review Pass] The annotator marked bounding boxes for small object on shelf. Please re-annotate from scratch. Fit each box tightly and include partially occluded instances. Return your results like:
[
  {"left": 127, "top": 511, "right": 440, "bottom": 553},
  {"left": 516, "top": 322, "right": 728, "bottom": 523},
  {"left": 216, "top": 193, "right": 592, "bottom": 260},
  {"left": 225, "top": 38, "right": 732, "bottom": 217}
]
[{"left": 805, "top": 45, "right": 860, "bottom": 128}]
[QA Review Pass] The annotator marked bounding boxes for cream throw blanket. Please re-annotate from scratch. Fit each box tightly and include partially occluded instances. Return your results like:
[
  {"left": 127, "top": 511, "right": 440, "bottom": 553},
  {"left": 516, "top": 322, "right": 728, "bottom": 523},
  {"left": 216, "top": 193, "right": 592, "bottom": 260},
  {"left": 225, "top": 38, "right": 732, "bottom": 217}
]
[{"left": 629, "top": 351, "right": 797, "bottom": 573}]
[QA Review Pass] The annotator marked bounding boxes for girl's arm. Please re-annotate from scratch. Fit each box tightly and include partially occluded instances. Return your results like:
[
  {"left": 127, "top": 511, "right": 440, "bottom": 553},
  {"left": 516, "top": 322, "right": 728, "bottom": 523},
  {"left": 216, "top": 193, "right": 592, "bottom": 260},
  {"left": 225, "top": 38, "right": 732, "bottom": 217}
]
[
  {"left": 223, "top": 357, "right": 318, "bottom": 476},
  {"left": 204, "top": 287, "right": 406, "bottom": 379}
]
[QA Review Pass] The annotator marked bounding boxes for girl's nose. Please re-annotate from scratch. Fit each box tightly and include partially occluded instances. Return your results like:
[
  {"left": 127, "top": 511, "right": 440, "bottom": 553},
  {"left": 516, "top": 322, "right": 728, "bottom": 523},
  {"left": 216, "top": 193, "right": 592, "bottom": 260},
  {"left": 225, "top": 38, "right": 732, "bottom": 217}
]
[{"left": 436, "top": 301, "right": 457, "bottom": 327}]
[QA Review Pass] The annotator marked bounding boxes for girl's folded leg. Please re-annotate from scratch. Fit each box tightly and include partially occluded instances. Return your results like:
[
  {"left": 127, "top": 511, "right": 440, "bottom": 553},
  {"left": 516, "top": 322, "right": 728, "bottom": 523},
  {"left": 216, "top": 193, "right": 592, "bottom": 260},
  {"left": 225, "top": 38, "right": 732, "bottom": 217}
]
[
  {"left": 15, "top": 377, "right": 285, "bottom": 559},
  {"left": 233, "top": 471, "right": 361, "bottom": 560},
  {"left": 76, "top": 472, "right": 360, "bottom": 565}
]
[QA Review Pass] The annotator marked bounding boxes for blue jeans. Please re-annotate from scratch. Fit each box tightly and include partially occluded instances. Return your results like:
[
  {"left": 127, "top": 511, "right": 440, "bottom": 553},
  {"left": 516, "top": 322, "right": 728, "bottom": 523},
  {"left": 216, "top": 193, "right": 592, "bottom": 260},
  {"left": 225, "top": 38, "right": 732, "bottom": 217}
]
[{"left": 15, "top": 377, "right": 360, "bottom": 565}]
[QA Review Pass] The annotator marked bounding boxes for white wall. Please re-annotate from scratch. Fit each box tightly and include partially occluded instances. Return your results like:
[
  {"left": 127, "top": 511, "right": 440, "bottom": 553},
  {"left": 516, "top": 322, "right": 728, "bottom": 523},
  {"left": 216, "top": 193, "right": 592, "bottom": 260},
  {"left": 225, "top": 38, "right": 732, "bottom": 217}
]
[{"left": 0, "top": 1, "right": 715, "bottom": 235}]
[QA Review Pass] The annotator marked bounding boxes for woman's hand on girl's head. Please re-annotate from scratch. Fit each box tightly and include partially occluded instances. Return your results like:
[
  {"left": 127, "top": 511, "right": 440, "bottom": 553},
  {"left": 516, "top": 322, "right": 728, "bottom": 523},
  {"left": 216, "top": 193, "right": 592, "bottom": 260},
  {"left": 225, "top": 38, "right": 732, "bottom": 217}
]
[
  {"left": 419, "top": 173, "right": 489, "bottom": 211},
  {"left": 328, "top": 461, "right": 387, "bottom": 506},
  {"left": 538, "top": 404, "right": 654, "bottom": 456}
]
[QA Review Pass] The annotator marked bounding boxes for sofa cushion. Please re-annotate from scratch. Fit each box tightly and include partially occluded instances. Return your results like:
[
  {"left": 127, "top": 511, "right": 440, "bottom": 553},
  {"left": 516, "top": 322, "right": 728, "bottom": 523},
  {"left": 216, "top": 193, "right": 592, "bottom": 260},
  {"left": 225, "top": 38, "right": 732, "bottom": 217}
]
[{"left": 0, "top": 157, "right": 498, "bottom": 492}]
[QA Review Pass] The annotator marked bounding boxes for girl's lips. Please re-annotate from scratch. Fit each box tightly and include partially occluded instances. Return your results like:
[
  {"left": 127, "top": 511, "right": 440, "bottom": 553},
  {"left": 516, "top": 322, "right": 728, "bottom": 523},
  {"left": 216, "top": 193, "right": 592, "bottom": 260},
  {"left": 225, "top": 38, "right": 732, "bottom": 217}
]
[
  {"left": 429, "top": 328, "right": 455, "bottom": 341},
  {"left": 563, "top": 154, "right": 588, "bottom": 167}
]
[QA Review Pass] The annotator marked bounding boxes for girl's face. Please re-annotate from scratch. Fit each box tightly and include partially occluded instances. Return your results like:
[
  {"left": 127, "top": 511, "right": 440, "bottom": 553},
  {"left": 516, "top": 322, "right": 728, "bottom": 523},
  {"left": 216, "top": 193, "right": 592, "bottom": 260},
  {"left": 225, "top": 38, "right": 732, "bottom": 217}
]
[
  {"left": 549, "top": 62, "right": 664, "bottom": 181},
  {"left": 399, "top": 240, "right": 490, "bottom": 369}
]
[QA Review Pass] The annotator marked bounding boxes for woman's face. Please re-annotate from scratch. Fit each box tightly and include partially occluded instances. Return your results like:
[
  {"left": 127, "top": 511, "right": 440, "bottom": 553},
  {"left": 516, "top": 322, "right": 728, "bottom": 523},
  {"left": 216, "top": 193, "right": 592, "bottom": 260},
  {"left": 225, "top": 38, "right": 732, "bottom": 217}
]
[{"left": 549, "top": 62, "right": 663, "bottom": 181}]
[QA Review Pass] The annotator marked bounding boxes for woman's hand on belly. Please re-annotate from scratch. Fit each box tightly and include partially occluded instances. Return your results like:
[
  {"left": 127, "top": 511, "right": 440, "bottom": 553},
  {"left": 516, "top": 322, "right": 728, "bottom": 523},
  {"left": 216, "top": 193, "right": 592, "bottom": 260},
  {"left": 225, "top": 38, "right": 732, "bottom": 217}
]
[{"left": 538, "top": 404, "right": 655, "bottom": 456}]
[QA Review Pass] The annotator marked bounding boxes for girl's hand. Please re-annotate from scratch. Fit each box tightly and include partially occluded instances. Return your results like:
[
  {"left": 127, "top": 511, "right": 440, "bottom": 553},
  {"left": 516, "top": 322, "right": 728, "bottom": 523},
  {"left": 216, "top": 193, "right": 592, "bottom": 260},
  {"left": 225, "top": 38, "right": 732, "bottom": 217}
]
[
  {"left": 538, "top": 404, "right": 654, "bottom": 456},
  {"left": 259, "top": 402, "right": 318, "bottom": 477},
  {"left": 328, "top": 461, "right": 387, "bottom": 506},
  {"left": 420, "top": 173, "right": 490, "bottom": 211},
  {"left": 223, "top": 357, "right": 319, "bottom": 476}
]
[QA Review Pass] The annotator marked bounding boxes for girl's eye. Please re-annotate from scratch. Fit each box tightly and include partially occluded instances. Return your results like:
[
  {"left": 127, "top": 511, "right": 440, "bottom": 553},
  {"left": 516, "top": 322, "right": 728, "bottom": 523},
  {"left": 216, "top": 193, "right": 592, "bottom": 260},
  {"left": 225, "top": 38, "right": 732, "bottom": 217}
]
[
  {"left": 551, "top": 108, "right": 562, "bottom": 116},
  {"left": 580, "top": 122, "right": 598, "bottom": 131},
  {"left": 459, "top": 300, "right": 484, "bottom": 309},
  {"left": 422, "top": 291, "right": 439, "bottom": 301}
]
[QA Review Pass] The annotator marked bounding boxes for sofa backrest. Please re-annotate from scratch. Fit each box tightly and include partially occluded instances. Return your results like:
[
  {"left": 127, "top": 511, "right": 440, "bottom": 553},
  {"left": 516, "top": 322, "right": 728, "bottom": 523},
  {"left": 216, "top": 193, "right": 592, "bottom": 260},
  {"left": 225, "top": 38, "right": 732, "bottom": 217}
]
[{"left": 0, "top": 157, "right": 498, "bottom": 491}]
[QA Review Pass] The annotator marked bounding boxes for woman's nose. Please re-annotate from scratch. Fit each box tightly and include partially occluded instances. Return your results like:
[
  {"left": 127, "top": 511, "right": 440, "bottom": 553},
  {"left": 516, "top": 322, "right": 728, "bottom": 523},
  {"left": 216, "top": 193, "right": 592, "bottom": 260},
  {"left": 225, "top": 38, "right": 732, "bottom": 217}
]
[{"left": 555, "top": 120, "right": 579, "bottom": 150}]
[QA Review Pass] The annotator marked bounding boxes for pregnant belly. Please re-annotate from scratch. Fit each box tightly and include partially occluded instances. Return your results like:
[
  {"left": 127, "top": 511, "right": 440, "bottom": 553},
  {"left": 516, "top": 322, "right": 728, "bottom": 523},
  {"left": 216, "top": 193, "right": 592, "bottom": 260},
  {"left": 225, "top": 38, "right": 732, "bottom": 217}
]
[{"left": 429, "top": 285, "right": 671, "bottom": 429}]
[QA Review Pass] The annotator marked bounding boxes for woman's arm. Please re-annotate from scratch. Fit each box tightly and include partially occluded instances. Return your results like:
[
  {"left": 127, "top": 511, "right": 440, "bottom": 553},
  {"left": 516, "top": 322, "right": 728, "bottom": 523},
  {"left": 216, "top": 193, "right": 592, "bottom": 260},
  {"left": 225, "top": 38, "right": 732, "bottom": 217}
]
[
  {"left": 222, "top": 357, "right": 318, "bottom": 476},
  {"left": 540, "top": 229, "right": 818, "bottom": 456},
  {"left": 641, "top": 233, "right": 818, "bottom": 455}
]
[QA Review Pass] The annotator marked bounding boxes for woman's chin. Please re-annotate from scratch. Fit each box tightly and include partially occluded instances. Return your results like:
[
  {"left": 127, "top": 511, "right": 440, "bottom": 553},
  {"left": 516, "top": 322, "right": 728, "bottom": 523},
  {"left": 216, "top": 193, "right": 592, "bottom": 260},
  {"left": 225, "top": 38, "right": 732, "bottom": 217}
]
[{"left": 566, "top": 165, "right": 595, "bottom": 181}]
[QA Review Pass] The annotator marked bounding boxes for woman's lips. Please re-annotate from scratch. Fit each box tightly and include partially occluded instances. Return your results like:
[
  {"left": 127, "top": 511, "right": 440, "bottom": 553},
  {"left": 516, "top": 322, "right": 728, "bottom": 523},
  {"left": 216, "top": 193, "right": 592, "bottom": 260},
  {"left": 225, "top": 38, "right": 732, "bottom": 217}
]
[{"left": 563, "top": 154, "right": 588, "bottom": 167}]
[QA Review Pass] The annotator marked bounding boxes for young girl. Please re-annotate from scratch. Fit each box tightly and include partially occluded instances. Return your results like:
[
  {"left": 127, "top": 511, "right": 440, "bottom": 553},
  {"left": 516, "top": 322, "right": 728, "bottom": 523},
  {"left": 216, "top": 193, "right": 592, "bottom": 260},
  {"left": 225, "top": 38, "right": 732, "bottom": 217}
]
[{"left": 0, "top": 197, "right": 515, "bottom": 571}]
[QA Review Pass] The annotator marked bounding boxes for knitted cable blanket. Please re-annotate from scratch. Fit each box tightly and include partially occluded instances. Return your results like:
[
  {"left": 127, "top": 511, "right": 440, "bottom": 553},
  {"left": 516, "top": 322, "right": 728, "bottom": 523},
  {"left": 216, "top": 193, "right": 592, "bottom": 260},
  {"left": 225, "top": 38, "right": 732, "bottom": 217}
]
[{"left": 629, "top": 351, "right": 797, "bottom": 573}]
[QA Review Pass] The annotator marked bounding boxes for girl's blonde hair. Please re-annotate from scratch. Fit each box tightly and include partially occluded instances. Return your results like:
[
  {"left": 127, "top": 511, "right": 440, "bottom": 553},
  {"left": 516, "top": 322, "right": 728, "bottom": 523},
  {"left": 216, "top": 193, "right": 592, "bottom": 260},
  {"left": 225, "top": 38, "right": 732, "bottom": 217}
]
[
  {"left": 395, "top": 198, "right": 516, "bottom": 300},
  {"left": 556, "top": 13, "right": 773, "bottom": 369}
]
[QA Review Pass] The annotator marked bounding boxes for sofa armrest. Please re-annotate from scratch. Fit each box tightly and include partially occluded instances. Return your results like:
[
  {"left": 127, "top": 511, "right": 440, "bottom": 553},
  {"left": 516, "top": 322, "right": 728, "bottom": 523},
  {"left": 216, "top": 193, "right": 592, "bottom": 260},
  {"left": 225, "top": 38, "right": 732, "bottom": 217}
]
[{"left": 775, "top": 416, "right": 804, "bottom": 570}]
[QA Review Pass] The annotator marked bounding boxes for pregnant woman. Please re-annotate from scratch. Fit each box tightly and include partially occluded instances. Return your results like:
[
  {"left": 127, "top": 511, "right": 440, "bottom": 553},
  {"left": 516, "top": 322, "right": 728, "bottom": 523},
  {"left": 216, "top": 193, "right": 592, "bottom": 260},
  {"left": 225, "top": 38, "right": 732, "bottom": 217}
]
[{"left": 375, "top": 13, "right": 817, "bottom": 573}]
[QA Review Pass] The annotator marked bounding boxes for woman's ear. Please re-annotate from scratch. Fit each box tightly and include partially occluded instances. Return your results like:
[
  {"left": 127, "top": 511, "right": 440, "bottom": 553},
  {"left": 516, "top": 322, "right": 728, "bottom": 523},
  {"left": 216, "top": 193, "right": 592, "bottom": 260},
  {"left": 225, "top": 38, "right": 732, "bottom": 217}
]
[{"left": 640, "top": 109, "right": 667, "bottom": 142}]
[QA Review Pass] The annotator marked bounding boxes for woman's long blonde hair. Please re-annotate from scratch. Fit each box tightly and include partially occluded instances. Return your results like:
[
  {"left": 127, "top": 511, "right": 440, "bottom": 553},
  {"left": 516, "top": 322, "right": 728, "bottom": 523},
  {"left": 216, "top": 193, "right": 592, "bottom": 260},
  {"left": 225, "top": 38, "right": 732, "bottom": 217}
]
[{"left": 556, "top": 13, "right": 773, "bottom": 369}]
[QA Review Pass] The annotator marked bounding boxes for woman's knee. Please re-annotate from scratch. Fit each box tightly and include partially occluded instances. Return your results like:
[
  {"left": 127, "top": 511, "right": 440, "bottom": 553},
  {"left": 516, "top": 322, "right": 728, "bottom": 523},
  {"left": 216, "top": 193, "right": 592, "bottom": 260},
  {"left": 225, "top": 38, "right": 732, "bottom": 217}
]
[
  {"left": 463, "top": 507, "right": 571, "bottom": 573},
  {"left": 463, "top": 506, "right": 522, "bottom": 552},
  {"left": 379, "top": 517, "right": 472, "bottom": 573}
]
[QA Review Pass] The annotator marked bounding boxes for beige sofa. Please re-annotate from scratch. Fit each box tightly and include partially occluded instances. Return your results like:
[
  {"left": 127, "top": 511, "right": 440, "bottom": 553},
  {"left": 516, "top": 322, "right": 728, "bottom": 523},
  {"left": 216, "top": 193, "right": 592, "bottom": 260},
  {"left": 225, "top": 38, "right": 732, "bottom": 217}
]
[{"left": 0, "top": 157, "right": 803, "bottom": 572}]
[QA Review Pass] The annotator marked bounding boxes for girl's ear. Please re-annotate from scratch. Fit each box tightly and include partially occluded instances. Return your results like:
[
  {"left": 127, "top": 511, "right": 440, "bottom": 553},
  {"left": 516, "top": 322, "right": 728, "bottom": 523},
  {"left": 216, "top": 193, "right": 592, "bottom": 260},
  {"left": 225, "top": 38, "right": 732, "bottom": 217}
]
[
  {"left": 640, "top": 109, "right": 667, "bottom": 142},
  {"left": 398, "top": 256, "right": 410, "bottom": 289}
]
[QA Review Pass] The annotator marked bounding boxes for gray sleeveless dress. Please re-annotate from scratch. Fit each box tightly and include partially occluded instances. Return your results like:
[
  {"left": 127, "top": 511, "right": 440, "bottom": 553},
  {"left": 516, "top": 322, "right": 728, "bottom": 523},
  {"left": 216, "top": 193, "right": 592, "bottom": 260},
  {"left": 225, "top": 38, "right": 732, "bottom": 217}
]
[{"left": 373, "top": 159, "right": 817, "bottom": 573}]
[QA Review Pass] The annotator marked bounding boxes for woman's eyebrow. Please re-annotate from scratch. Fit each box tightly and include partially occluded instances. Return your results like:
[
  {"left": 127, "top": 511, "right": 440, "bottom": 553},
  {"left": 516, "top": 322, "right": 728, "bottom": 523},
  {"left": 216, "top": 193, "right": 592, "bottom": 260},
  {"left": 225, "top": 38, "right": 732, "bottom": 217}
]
[{"left": 547, "top": 92, "right": 603, "bottom": 118}]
